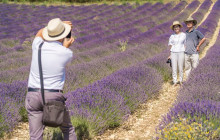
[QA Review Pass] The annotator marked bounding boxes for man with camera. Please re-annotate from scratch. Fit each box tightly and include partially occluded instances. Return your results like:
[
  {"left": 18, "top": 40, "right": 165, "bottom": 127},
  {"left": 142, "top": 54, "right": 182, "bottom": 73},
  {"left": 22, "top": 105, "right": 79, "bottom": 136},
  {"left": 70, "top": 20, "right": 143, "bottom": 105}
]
[{"left": 25, "top": 18, "right": 77, "bottom": 140}]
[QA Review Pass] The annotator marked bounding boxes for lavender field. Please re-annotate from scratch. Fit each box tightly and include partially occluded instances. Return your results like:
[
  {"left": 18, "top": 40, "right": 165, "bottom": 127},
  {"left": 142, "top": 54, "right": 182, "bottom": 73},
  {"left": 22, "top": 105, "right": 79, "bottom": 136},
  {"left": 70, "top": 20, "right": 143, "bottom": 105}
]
[{"left": 0, "top": 0, "right": 220, "bottom": 139}]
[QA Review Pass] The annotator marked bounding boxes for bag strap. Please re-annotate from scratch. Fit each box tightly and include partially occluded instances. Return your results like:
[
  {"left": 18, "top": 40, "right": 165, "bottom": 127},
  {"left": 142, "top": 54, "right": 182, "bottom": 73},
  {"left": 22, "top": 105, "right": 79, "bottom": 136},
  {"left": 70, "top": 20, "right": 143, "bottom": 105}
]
[{"left": 38, "top": 42, "right": 45, "bottom": 105}]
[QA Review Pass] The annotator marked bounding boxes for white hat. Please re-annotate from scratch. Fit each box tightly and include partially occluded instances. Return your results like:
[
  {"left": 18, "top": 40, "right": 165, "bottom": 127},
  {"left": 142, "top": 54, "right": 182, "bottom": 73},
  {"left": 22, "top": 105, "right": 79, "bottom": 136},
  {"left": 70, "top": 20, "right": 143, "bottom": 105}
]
[
  {"left": 170, "top": 21, "right": 183, "bottom": 30},
  {"left": 42, "top": 18, "right": 71, "bottom": 41}
]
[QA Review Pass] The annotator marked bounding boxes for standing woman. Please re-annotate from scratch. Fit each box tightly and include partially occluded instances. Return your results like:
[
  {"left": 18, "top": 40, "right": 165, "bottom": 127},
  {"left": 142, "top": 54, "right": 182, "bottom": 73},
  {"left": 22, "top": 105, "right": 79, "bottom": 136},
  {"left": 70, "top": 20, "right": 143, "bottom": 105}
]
[{"left": 168, "top": 21, "right": 186, "bottom": 86}]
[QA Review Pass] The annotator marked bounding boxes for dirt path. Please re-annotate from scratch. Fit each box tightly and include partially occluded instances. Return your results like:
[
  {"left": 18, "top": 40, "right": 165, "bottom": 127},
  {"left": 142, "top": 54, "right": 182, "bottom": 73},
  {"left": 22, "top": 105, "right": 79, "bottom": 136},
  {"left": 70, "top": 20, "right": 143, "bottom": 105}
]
[{"left": 2, "top": 122, "right": 29, "bottom": 140}]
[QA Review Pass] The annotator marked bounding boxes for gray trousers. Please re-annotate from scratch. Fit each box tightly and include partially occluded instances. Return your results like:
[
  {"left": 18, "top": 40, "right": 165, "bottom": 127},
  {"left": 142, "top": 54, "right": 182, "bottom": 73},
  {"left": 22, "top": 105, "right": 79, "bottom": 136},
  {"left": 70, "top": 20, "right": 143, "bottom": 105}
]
[
  {"left": 25, "top": 91, "right": 77, "bottom": 140},
  {"left": 185, "top": 53, "right": 199, "bottom": 78},
  {"left": 171, "top": 52, "right": 185, "bottom": 84}
]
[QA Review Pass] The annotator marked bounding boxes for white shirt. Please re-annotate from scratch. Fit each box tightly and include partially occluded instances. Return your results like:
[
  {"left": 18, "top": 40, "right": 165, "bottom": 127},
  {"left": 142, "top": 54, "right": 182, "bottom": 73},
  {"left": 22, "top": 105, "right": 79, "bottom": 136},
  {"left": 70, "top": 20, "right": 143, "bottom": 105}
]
[
  {"left": 28, "top": 37, "right": 73, "bottom": 90},
  {"left": 168, "top": 32, "right": 186, "bottom": 52}
]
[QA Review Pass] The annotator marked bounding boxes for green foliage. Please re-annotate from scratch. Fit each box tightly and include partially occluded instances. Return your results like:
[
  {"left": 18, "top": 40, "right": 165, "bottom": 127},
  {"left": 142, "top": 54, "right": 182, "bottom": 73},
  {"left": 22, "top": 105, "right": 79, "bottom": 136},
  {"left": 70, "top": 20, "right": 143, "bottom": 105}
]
[
  {"left": 135, "top": 0, "right": 140, "bottom": 6},
  {"left": 71, "top": 117, "right": 94, "bottom": 140},
  {"left": 19, "top": 107, "right": 28, "bottom": 122},
  {"left": 71, "top": 114, "right": 120, "bottom": 139},
  {"left": 1, "top": 0, "right": 8, "bottom": 3},
  {"left": 1, "top": 39, "right": 19, "bottom": 48},
  {"left": 51, "top": 129, "right": 63, "bottom": 140},
  {"left": 150, "top": 65, "right": 171, "bottom": 82},
  {"left": 118, "top": 39, "right": 127, "bottom": 52},
  {"left": 0, "top": 114, "right": 4, "bottom": 138},
  {"left": 43, "top": 127, "right": 63, "bottom": 140}
]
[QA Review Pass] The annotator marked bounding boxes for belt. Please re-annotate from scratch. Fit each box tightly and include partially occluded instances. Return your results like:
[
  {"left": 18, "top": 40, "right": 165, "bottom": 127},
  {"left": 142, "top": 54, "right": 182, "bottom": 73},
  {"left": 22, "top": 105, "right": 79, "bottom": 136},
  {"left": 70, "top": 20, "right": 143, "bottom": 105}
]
[{"left": 28, "top": 88, "right": 63, "bottom": 93}]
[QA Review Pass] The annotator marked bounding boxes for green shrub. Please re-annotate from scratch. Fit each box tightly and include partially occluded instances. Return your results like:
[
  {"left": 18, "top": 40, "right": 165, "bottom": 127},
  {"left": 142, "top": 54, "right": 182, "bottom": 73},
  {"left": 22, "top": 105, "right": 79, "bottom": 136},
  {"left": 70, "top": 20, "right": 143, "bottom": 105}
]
[
  {"left": 0, "top": 114, "right": 4, "bottom": 138},
  {"left": 19, "top": 107, "right": 28, "bottom": 122}
]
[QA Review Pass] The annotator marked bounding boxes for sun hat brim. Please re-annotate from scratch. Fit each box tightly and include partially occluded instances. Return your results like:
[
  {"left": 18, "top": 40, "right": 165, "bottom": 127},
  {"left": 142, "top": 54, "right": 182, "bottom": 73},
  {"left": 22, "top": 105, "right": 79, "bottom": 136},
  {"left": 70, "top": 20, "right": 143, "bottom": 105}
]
[
  {"left": 184, "top": 20, "right": 197, "bottom": 26},
  {"left": 170, "top": 23, "right": 183, "bottom": 30},
  {"left": 42, "top": 23, "right": 71, "bottom": 41}
]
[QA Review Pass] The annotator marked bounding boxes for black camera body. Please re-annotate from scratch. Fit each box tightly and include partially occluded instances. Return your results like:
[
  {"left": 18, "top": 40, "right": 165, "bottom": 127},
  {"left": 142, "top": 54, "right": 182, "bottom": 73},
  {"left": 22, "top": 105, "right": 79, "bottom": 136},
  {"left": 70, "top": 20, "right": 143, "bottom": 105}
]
[
  {"left": 66, "top": 31, "right": 71, "bottom": 38},
  {"left": 166, "top": 58, "right": 172, "bottom": 67}
]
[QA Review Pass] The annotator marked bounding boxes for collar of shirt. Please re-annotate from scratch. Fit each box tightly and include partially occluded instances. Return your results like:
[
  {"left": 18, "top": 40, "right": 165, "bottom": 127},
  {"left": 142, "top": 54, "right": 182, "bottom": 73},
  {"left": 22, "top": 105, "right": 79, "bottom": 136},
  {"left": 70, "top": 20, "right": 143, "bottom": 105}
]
[
  {"left": 45, "top": 40, "right": 63, "bottom": 46},
  {"left": 186, "top": 27, "right": 195, "bottom": 33}
]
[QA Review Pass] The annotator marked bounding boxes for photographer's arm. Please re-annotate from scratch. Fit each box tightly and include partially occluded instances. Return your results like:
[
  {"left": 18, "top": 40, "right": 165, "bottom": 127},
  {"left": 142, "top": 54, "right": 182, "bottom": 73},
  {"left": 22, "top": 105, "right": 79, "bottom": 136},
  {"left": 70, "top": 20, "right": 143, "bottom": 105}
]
[{"left": 35, "top": 28, "right": 44, "bottom": 40}]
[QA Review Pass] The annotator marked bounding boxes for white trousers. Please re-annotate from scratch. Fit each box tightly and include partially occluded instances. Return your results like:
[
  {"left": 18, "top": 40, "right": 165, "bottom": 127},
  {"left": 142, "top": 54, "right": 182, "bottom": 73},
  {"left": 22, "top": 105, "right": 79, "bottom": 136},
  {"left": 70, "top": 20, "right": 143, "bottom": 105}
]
[
  {"left": 171, "top": 52, "right": 185, "bottom": 84},
  {"left": 185, "top": 53, "right": 199, "bottom": 78}
]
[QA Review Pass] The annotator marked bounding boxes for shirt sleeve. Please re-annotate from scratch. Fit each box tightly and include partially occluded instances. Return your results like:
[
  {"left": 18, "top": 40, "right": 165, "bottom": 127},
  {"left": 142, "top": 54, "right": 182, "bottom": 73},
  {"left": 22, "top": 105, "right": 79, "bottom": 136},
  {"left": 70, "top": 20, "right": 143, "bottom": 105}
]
[
  {"left": 168, "top": 35, "right": 173, "bottom": 46},
  {"left": 196, "top": 30, "right": 205, "bottom": 39}
]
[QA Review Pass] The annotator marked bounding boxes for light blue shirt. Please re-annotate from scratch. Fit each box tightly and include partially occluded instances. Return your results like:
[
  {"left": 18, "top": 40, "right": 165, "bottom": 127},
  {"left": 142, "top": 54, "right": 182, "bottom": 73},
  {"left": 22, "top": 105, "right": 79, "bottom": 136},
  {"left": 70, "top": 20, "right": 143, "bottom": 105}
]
[{"left": 28, "top": 37, "right": 73, "bottom": 90}]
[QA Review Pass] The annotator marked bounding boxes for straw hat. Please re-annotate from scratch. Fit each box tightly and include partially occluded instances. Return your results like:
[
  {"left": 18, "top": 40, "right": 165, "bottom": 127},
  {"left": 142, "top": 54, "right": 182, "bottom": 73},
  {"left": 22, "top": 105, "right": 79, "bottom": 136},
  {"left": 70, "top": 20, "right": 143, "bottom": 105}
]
[
  {"left": 170, "top": 21, "right": 183, "bottom": 30},
  {"left": 42, "top": 18, "right": 71, "bottom": 41},
  {"left": 184, "top": 17, "right": 197, "bottom": 25}
]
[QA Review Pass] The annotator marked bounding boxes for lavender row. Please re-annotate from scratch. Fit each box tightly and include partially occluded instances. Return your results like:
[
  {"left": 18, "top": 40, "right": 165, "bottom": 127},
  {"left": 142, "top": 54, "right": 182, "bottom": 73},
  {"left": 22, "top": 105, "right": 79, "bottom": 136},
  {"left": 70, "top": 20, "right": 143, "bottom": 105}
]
[
  {"left": 75, "top": 3, "right": 159, "bottom": 33},
  {"left": 71, "top": 1, "right": 187, "bottom": 64},
  {"left": 192, "top": 0, "right": 213, "bottom": 26},
  {"left": 0, "top": 81, "right": 27, "bottom": 137},
  {"left": 64, "top": 64, "right": 163, "bottom": 136},
  {"left": 128, "top": 0, "right": 200, "bottom": 45},
  {"left": 73, "top": 3, "right": 167, "bottom": 47},
  {"left": 73, "top": 2, "right": 185, "bottom": 52},
  {"left": 73, "top": 0, "right": 193, "bottom": 53},
  {"left": 0, "top": 4, "right": 132, "bottom": 42}
]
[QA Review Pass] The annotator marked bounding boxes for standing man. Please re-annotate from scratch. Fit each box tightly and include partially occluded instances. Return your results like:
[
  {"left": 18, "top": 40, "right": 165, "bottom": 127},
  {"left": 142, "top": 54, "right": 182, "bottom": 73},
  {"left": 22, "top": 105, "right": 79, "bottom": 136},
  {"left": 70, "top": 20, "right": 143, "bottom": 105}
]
[
  {"left": 25, "top": 18, "right": 77, "bottom": 140},
  {"left": 184, "top": 17, "right": 206, "bottom": 78}
]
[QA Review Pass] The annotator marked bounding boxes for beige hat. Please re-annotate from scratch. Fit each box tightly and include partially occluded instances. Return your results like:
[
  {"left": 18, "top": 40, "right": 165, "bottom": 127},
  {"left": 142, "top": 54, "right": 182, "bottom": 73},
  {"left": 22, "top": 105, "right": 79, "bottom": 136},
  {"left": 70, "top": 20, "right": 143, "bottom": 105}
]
[
  {"left": 184, "top": 17, "right": 197, "bottom": 25},
  {"left": 42, "top": 18, "right": 71, "bottom": 41},
  {"left": 170, "top": 21, "right": 183, "bottom": 30}
]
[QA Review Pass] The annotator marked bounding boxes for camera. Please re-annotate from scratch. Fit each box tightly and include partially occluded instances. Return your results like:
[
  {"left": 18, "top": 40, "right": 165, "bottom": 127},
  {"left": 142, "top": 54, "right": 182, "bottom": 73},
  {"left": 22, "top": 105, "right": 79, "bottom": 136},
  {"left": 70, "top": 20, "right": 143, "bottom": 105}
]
[
  {"left": 66, "top": 31, "right": 71, "bottom": 38},
  {"left": 166, "top": 58, "right": 172, "bottom": 67}
]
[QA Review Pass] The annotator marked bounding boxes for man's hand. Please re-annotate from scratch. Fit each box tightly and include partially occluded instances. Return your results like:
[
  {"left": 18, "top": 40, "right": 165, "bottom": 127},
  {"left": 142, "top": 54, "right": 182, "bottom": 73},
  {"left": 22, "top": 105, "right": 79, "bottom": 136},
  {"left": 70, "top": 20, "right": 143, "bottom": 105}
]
[
  {"left": 196, "top": 46, "right": 200, "bottom": 52},
  {"left": 196, "top": 38, "right": 206, "bottom": 52},
  {"left": 63, "top": 21, "right": 73, "bottom": 29},
  {"left": 63, "top": 37, "right": 74, "bottom": 48}
]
